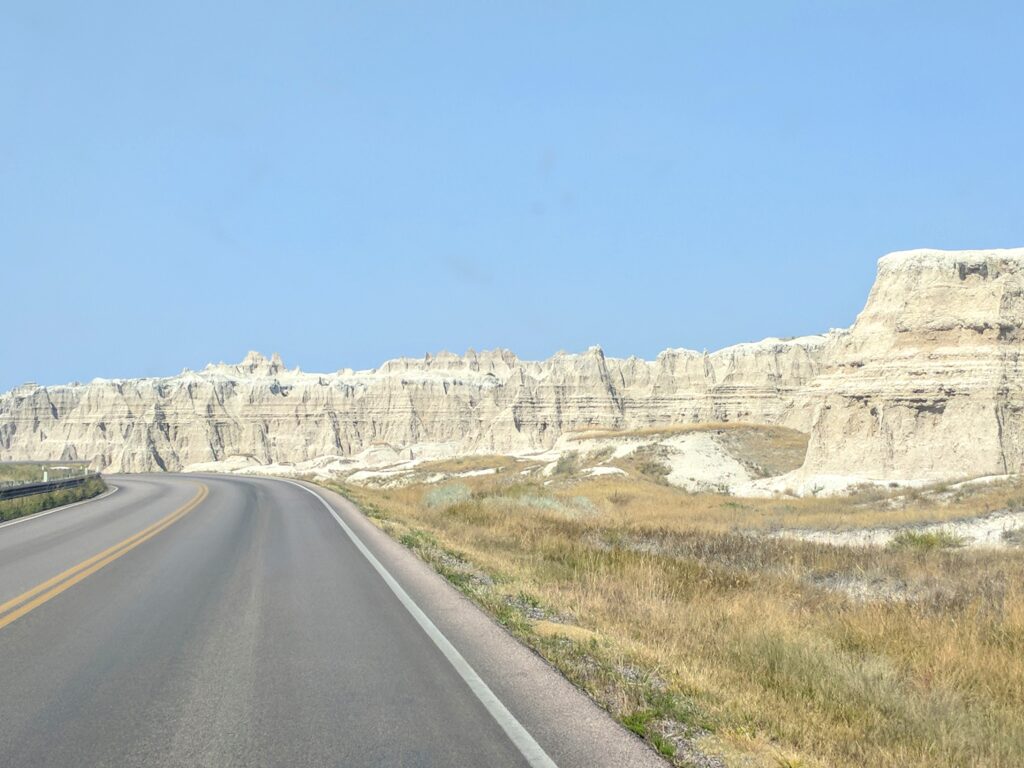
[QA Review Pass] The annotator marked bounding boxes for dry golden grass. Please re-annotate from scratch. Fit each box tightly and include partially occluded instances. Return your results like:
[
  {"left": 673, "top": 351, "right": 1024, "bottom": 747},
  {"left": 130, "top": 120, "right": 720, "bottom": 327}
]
[
  {"left": 566, "top": 421, "right": 780, "bottom": 441},
  {"left": 569, "top": 422, "right": 809, "bottom": 487},
  {"left": 712, "top": 426, "right": 809, "bottom": 478},
  {"left": 567, "top": 474, "right": 1024, "bottom": 533},
  {"left": 532, "top": 619, "right": 599, "bottom": 644},
  {"left": 332, "top": 472, "right": 1024, "bottom": 768},
  {"left": 410, "top": 454, "right": 524, "bottom": 475},
  {"left": 566, "top": 422, "right": 808, "bottom": 471}
]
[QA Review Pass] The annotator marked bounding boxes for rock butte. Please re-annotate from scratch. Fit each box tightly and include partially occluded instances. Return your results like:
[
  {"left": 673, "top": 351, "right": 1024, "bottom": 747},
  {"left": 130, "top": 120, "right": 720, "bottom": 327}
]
[{"left": 2, "top": 247, "right": 1022, "bottom": 485}]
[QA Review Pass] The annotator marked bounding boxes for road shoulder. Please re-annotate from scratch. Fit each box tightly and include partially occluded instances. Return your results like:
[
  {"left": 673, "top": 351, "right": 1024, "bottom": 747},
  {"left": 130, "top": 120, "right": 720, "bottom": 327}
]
[{"left": 294, "top": 479, "right": 666, "bottom": 768}]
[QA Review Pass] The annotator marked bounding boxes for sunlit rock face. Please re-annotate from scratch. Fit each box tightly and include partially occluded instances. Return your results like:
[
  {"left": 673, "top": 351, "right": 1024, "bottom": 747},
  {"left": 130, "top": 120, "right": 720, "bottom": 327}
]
[
  {"left": 801, "top": 248, "right": 1024, "bottom": 481},
  {"left": 2, "top": 247, "right": 1022, "bottom": 482},
  {"left": 0, "top": 342, "right": 826, "bottom": 473}
]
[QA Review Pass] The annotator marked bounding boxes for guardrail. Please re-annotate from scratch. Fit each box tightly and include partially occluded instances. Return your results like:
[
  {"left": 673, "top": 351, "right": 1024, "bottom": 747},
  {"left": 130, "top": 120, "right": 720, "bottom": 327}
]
[{"left": 0, "top": 474, "right": 100, "bottom": 501}]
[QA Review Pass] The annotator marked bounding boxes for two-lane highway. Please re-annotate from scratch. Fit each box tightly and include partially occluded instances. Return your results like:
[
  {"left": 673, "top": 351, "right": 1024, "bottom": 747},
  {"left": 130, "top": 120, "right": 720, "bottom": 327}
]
[{"left": 0, "top": 474, "right": 664, "bottom": 768}]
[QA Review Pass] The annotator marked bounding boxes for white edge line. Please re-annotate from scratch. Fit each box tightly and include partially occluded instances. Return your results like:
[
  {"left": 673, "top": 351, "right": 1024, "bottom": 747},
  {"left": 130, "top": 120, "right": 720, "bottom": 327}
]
[
  {"left": 0, "top": 484, "right": 119, "bottom": 531},
  {"left": 280, "top": 478, "right": 559, "bottom": 768}
]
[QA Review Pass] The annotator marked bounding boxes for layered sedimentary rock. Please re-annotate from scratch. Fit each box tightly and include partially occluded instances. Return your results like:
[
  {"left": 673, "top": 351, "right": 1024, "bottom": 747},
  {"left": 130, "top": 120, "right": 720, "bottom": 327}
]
[
  {"left": 0, "top": 341, "right": 826, "bottom": 473},
  {"left": 2, "top": 247, "right": 1022, "bottom": 481},
  {"left": 801, "top": 248, "right": 1024, "bottom": 480}
]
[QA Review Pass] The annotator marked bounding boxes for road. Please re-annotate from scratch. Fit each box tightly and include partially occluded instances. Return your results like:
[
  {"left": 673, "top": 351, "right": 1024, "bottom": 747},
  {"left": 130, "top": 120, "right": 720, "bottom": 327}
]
[{"left": 0, "top": 474, "right": 663, "bottom": 768}]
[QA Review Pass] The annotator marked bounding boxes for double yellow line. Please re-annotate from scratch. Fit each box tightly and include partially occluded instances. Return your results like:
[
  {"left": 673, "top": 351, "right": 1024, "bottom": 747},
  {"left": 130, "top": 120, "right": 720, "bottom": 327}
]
[{"left": 0, "top": 482, "right": 208, "bottom": 632}]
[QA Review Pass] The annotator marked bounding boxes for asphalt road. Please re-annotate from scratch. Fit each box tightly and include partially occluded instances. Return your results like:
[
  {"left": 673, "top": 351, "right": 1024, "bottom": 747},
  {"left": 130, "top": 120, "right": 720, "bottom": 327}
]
[{"left": 0, "top": 474, "right": 664, "bottom": 768}]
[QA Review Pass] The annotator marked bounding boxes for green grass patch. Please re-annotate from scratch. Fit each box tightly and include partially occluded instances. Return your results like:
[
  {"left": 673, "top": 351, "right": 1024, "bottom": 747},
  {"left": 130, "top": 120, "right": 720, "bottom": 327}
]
[
  {"left": 0, "top": 461, "right": 91, "bottom": 484},
  {"left": 0, "top": 476, "right": 107, "bottom": 522}
]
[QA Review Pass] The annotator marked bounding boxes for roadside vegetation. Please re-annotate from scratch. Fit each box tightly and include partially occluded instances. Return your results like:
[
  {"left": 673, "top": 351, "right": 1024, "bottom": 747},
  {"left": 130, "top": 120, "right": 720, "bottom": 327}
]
[
  {"left": 0, "top": 461, "right": 91, "bottom": 485},
  {"left": 329, "top": 468, "right": 1024, "bottom": 768},
  {"left": 0, "top": 476, "right": 107, "bottom": 522}
]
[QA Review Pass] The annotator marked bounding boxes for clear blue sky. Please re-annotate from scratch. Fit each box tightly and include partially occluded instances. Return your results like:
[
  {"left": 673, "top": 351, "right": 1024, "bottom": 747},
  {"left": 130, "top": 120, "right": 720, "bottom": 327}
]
[{"left": 2, "top": 2, "right": 1022, "bottom": 390}]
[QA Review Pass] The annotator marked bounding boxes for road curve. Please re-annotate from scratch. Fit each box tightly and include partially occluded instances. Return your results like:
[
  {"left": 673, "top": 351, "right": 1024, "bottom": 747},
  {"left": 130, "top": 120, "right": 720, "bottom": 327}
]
[{"left": 0, "top": 474, "right": 664, "bottom": 768}]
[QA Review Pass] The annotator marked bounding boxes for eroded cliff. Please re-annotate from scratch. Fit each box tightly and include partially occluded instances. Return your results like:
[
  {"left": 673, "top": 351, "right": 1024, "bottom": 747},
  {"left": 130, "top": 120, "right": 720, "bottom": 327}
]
[
  {"left": 0, "top": 340, "right": 827, "bottom": 473},
  {"left": 3, "top": 247, "right": 1022, "bottom": 483},
  {"left": 801, "top": 248, "right": 1024, "bottom": 480}
]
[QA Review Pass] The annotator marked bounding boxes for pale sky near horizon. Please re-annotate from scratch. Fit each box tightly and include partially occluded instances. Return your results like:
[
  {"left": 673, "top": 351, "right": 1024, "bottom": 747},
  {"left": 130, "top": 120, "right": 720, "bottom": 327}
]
[{"left": 2, "top": 2, "right": 1023, "bottom": 390}]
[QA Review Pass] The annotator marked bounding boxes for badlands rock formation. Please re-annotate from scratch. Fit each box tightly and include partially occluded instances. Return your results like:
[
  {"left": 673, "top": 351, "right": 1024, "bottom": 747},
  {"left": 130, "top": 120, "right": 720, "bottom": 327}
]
[
  {"left": 0, "top": 342, "right": 825, "bottom": 473},
  {"left": 0, "top": 247, "right": 1021, "bottom": 483},
  {"left": 801, "top": 248, "right": 1024, "bottom": 481}
]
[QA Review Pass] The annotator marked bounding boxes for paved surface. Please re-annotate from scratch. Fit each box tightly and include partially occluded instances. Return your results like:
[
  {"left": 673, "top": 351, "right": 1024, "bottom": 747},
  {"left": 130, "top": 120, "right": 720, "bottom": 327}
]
[{"left": 0, "top": 474, "right": 664, "bottom": 768}]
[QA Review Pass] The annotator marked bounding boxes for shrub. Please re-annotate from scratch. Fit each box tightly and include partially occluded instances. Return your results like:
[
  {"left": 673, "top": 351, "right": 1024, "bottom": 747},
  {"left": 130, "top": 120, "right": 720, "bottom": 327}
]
[
  {"left": 553, "top": 452, "right": 579, "bottom": 476},
  {"left": 1001, "top": 527, "right": 1024, "bottom": 546},
  {"left": 423, "top": 483, "right": 471, "bottom": 510},
  {"left": 888, "top": 529, "right": 965, "bottom": 551}
]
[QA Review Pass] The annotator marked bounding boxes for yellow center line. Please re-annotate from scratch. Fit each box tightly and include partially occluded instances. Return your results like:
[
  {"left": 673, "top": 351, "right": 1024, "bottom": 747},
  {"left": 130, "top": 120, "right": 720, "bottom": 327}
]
[{"left": 0, "top": 483, "right": 208, "bottom": 632}]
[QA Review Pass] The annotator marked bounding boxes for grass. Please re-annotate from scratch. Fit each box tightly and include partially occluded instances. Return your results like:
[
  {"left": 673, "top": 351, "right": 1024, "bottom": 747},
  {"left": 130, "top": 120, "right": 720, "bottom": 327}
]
[
  {"left": 330, "top": 472, "right": 1024, "bottom": 768},
  {"left": 626, "top": 445, "right": 672, "bottom": 484},
  {"left": 888, "top": 530, "right": 966, "bottom": 551},
  {"left": 553, "top": 451, "right": 580, "bottom": 476},
  {"left": 0, "top": 461, "right": 91, "bottom": 485},
  {"left": 566, "top": 421, "right": 782, "bottom": 441},
  {"left": 343, "top": 454, "right": 529, "bottom": 488},
  {"left": 566, "top": 423, "right": 809, "bottom": 486},
  {"left": 563, "top": 473, "right": 1024, "bottom": 533},
  {"left": 1001, "top": 528, "right": 1024, "bottom": 547},
  {"left": 713, "top": 426, "right": 809, "bottom": 478},
  {"left": 411, "top": 454, "right": 522, "bottom": 475},
  {"left": 0, "top": 476, "right": 107, "bottom": 522}
]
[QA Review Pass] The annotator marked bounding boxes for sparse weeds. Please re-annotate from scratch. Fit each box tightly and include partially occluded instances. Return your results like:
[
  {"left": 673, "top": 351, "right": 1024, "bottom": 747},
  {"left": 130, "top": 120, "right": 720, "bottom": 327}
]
[
  {"left": 554, "top": 451, "right": 580, "bottom": 476},
  {"left": 1001, "top": 527, "right": 1024, "bottom": 546},
  {"left": 568, "top": 421, "right": 787, "bottom": 441},
  {"left": 413, "top": 454, "right": 520, "bottom": 475},
  {"left": 625, "top": 445, "right": 672, "bottom": 484},
  {"left": 773, "top": 755, "right": 805, "bottom": 768},
  {"left": 607, "top": 490, "right": 634, "bottom": 507},
  {"left": 637, "top": 458, "right": 671, "bottom": 482},
  {"left": 362, "top": 504, "right": 387, "bottom": 521},
  {"left": 587, "top": 446, "right": 616, "bottom": 464},
  {"left": 397, "top": 527, "right": 437, "bottom": 550}
]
